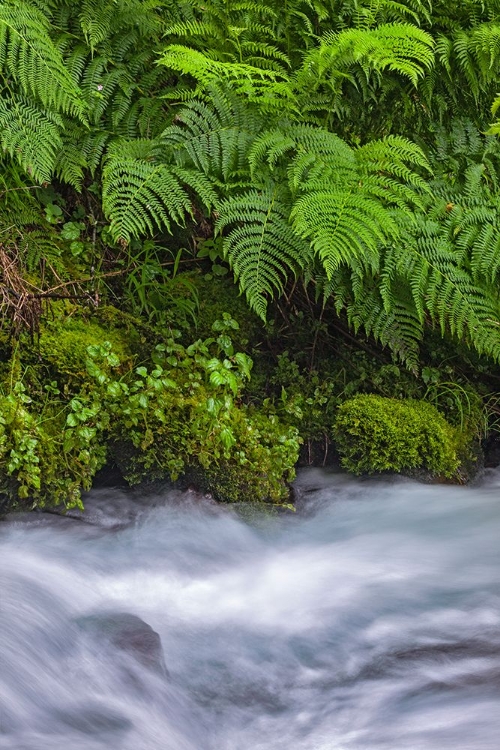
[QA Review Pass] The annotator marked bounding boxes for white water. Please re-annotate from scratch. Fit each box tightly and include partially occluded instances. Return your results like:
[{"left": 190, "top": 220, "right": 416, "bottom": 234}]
[{"left": 1, "top": 469, "right": 500, "bottom": 749}]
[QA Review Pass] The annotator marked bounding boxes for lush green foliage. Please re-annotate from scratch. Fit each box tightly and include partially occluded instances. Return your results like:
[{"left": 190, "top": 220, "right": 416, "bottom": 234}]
[
  {"left": 2, "top": 0, "right": 500, "bottom": 507},
  {"left": 0, "top": 354, "right": 108, "bottom": 509},
  {"left": 333, "top": 394, "right": 463, "bottom": 477},
  {"left": 0, "top": 312, "right": 299, "bottom": 510},
  {"left": 3, "top": 0, "right": 500, "bottom": 368}
]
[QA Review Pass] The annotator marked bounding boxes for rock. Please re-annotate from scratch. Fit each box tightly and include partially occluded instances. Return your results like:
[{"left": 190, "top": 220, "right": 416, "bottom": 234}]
[{"left": 76, "top": 612, "right": 168, "bottom": 677}]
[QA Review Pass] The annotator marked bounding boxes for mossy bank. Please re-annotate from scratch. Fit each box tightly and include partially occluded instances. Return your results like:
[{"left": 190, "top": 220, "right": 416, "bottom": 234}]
[{"left": 0, "top": 284, "right": 489, "bottom": 516}]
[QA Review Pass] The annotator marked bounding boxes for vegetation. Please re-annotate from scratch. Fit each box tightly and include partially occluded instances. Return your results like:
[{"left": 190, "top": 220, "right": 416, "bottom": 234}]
[
  {"left": 1, "top": 0, "right": 500, "bottom": 511},
  {"left": 333, "top": 395, "right": 464, "bottom": 477}
]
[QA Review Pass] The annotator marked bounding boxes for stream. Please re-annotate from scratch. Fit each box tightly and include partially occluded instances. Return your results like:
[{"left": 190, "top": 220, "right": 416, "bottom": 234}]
[{"left": 1, "top": 468, "right": 500, "bottom": 749}]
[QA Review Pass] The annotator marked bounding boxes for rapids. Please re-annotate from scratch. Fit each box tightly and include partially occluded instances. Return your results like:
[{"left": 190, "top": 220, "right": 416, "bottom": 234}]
[{"left": 1, "top": 468, "right": 499, "bottom": 749}]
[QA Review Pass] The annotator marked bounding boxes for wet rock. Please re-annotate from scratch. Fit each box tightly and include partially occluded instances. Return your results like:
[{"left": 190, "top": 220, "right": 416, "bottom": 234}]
[{"left": 76, "top": 612, "right": 168, "bottom": 677}]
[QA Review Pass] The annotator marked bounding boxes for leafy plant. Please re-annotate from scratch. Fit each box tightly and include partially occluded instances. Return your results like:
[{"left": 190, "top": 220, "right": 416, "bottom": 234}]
[{"left": 87, "top": 318, "right": 300, "bottom": 503}]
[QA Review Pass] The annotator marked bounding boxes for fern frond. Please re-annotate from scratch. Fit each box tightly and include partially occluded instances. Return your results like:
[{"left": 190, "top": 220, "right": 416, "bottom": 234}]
[
  {"left": 78, "top": 0, "right": 115, "bottom": 50},
  {"left": 0, "top": 95, "right": 62, "bottom": 182},
  {"left": 0, "top": 159, "right": 41, "bottom": 230},
  {"left": 19, "top": 229, "right": 65, "bottom": 275},
  {"left": 297, "top": 23, "right": 434, "bottom": 92},
  {"left": 161, "top": 89, "right": 258, "bottom": 182},
  {"left": 241, "top": 41, "right": 290, "bottom": 67},
  {"left": 385, "top": 213, "right": 500, "bottom": 362},
  {"left": 79, "top": 127, "right": 111, "bottom": 174},
  {"left": 357, "top": 134, "right": 431, "bottom": 173},
  {"left": 469, "top": 222, "right": 500, "bottom": 283},
  {"left": 291, "top": 190, "right": 394, "bottom": 277},
  {"left": 215, "top": 184, "right": 312, "bottom": 318},
  {"left": 52, "top": 140, "right": 88, "bottom": 189},
  {"left": 250, "top": 124, "right": 355, "bottom": 183},
  {"left": 102, "top": 139, "right": 217, "bottom": 243},
  {"left": 164, "top": 19, "right": 223, "bottom": 43},
  {"left": 0, "top": 1, "right": 85, "bottom": 117},
  {"left": 102, "top": 140, "right": 192, "bottom": 242},
  {"left": 347, "top": 284, "right": 423, "bottom": 370},
  {"left": 356, "top": 135, "right": 432, "bottom": 208},
  {"left": 158, "top": 45, "right": 293, "bottom": 109},
  {"left": 446, "top": 196, "right": 500, "bottom": 285}
]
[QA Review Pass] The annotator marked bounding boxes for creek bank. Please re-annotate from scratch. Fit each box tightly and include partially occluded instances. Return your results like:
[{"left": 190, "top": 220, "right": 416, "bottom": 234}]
[{"left": 0, "top": 277, "right": 496, "bottom": 515}]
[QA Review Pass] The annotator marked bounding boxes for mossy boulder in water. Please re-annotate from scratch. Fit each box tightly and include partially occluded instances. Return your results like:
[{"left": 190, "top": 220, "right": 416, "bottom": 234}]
[{"left": 333, "top": 395, "right": 470, "bottom": 479}]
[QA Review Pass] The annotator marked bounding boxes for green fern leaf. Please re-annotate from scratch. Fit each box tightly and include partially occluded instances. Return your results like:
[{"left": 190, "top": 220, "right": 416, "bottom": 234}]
[
  {"left": 216, "top": 184, "right": 312, "bottom": 318},
  {"left": 0, "top": 0, "right": 85, "bottom": 117},
  {"left": 291, "top": 190, "right": 395, "bottom": 277},
  {"left": 102, "top": 139, "right": 217, "bottom": 243},
  {"left": 102, "top": 140, "right": 192, "bottom": 242},
  {"left": 297, "top": 23, "right": 434, "bottom": 93},
  {"left": 158, "top": 45, "right": 292, "bottom": 109},
  {"left": 161, "top": 89, "right": 258, "bottom": 182},
  {"left": 0, "top": 95, "right": 62, "bottom": 182}
]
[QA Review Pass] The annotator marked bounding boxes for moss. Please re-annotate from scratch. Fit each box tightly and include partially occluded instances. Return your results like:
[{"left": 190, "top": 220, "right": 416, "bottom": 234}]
[
  {"left": 198, "top": 408, "right": 300, "bottom": 504},
  {"left": 110, "top": 393, "right": 300, "bottom": 505},
  {"left": 0, "top": 389, "right": 108, "bottom": 512},
  {"left": 103, "top": 330, "right": 300, "bottom": 505},
  {"left": 38, "top": 304, "right": 136, "bottom": 380},
  {"left": 333, "top": 395, "right": 465, "bottom": 478}
]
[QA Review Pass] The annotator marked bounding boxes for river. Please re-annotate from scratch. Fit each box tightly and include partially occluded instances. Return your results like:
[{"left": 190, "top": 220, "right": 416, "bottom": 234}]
[{"left": 1, "top": 468, "right": 499, "bottom": 749}]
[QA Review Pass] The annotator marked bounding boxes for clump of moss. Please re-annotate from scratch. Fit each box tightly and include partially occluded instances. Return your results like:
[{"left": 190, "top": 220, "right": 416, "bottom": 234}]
[
  {"left": 38, "top": 304, "right": 136, "bottom": 381},
  {"left": 105, "top": 334, "right": 300, "bottom": 505},
  {"left": 0, "top": 383, "right": 108, "bottom": 511},
  {"left": 333, "top": 394, "right": 463, "bottom": 478}
]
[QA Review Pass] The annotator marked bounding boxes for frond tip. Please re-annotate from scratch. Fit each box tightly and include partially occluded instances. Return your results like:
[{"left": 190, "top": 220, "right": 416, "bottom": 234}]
[{"left": 0, "top": 1, "right": 85, "bottom": 118}]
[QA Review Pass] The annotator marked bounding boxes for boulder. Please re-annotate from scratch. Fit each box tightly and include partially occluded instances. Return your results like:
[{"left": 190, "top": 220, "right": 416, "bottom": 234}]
[{"left": 77, "top": 612, "right": 168, "bottom": 677}]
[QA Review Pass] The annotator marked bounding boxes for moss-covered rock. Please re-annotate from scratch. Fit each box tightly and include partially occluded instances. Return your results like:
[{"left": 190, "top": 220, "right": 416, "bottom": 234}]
[
  {"left": 107, "top": 366, "right": 300, "bottom": 505},
  {"left": 38, "top": 304, "right": 136, "bottom": 381},
  {"left": 333, "top": 395, "right": 466, "bottom": 479},
  {"left": 193, "top": 409, "right": 300, "bottom": 504}
]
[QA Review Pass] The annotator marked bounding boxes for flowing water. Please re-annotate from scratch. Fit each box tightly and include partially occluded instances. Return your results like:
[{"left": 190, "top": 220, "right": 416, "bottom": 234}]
[{"left": 1, "top": 468, "right": 500, "bottom": 750}]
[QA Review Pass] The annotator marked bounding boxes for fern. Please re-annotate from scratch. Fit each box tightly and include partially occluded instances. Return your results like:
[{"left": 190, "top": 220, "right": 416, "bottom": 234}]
[
  {"left": 102, "top": 139, "right": 218, "bottom": 242},
  {"left": 164, "top": 0, "right": 287, "bottom": 69},
  {"left": 287, "top": 130, "right": 428, "bottom": 278},
  {"left": 0, "top": 95, "right": 62, "bottom": 182},
  {"left": 250, "top": 124, "right": 356, "bottom": 181},
  {"left": 216, "top": 184, "right": 312, "bottom": 318},
  {"left": 78, "top": 0, "right": 116, "bottom": 51},
  {"left": 0, "top": 159, "right": 42, "bottom": 231},
  {"left": 347, "top": 282, "right": 424, "bottom": 371},
  {"left": 295, "top": 23, "right": 434, "bottom": 97},
  {"left": 161, "top": 87, "right": 260, "bottom": 184},
  {"left": 374, "top": 210, "right": 500, "bottom": 364},
  {"left": 19, "top": 229, "right": 66, "bottom": 276},
  {"left": 158, "top": 45, "right": 292, "bottom": 110},
  {"left": 294, "top": 191, "right": 392, "bottom": 276},
  {"left": 0, "top": 0, "right": 85, "bottom": 118}
]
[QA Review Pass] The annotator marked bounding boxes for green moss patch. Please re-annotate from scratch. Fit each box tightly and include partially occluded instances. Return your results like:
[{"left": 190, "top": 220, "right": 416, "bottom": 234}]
[{"left": 333, "top": 395, "right": 463, "bottom": 478}]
